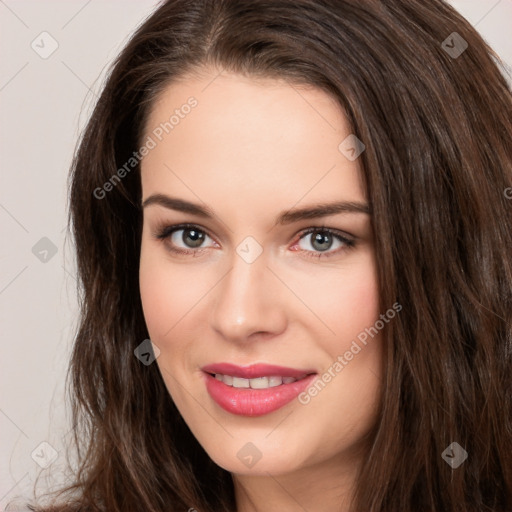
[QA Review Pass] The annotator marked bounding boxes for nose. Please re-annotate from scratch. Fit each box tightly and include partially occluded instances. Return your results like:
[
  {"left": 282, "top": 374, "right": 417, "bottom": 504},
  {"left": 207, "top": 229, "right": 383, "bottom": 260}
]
[{"left": 209, "top": 249, "right": 287, "bottom": 343}]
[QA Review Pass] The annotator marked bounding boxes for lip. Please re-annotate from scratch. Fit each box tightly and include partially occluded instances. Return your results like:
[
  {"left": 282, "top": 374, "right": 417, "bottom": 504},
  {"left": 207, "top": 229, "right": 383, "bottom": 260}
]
[
  {"left": 201, "top": 363, "right": 317, "bottom": 417},
  {"left": 201, "top": 362, "right": 315, "bottom": 379}
]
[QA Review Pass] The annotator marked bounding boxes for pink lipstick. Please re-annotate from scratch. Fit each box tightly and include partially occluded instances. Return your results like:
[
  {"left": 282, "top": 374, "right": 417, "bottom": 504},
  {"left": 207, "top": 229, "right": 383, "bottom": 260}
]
[{"left": 201, "top": 363, "right": 317, "bottom": 417}]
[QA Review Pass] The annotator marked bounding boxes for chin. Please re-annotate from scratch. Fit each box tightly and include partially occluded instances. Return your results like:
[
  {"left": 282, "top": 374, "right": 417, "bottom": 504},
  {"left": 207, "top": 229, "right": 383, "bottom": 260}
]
[{"left": 195, "top": 431, "right": 313, "bottom": 476}]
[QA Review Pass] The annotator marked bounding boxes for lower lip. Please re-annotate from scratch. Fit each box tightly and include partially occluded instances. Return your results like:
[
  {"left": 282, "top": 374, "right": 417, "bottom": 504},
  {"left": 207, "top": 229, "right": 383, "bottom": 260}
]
[{"left": 203, "top": 372, "right": 317, "bottom": 417}]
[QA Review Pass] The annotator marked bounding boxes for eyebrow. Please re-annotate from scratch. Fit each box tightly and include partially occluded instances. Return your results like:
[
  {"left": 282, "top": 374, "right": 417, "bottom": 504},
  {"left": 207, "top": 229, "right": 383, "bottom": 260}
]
[{"left": 141, "top": 193, "right": 371, "bottom": 225}]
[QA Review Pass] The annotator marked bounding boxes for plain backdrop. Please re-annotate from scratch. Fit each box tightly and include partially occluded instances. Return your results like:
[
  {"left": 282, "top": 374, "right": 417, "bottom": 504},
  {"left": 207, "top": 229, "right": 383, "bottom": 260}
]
[{"left": 1, "top": 0, "right": 511, "bottom": 507}]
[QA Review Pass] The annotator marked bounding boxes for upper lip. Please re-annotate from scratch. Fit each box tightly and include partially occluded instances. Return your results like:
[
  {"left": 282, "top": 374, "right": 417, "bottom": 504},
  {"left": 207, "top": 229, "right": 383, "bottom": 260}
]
[{"left": 201, "top": 362, "right": 317, "bottom": 379}]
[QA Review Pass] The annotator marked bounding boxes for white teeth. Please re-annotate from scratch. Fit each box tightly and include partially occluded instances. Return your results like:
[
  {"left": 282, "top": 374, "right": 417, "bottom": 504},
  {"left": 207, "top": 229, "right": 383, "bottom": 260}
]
[
  {"left": 214, "top": 374, "right": 298, "bottom": 389},
  {"left": 232, "top": 377, "right": 250, "bottom": 388},
  {"left": 249, "top": 377, "right": 270, "bottom": 389},
  {"left": 268, "top": 376, "right": 283, "bottom": 387}
]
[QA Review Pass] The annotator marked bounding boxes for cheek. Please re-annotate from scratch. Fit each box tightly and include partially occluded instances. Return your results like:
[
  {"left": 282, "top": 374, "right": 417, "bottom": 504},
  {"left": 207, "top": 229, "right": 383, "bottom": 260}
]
[
  {"left": 139, "top": 250, "right": 171, "bottom": 339},
  {"left": 298, "top": 259, "right": 383, "bottom": 456},
  {"left": 338, "top": 266, "right": 380, "bottom": 340},
  {"left": 139, "top": 242, "right": 188, "bottom": 343},
  {"left": 139, "top": 241, "right": 206, "bottom": 341},
  {"left": 299, "top": 251, "right": 380, "bottom": 346}
]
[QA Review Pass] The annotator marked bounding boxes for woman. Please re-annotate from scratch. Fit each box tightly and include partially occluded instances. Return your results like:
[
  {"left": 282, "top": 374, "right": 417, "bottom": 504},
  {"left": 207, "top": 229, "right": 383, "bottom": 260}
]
[{"left": 25, "top": 0, "right": 512, "bottom": 510}]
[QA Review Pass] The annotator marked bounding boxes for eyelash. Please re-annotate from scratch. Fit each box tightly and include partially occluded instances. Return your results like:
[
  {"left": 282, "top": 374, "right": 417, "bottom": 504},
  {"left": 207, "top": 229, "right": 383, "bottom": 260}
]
[{"left": 153, "top": 223, "right": 356, "bottom": 260}]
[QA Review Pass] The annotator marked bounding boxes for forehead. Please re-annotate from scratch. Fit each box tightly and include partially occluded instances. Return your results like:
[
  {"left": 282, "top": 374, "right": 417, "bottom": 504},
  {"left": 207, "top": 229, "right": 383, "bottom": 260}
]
[{"left": 140, "top": 70, "right": 367, "bottom": 220}]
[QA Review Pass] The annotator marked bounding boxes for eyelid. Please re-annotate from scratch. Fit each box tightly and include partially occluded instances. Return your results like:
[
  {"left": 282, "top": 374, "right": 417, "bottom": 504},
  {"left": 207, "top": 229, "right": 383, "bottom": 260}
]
[
  {"left": 153, "top": 222, "right": 354, "bottom": 242},
  {"left": 295, "top": 225, "right": 355, "bottom": 243},
  {"left": 291, "top": 226, "right": 356, "bottom": 258},
  {"left": 152, "top": 222, "right": 356, "bottom": 258},
  {"left": 153, "top": 222, "right": 215, "bottom": 239}
]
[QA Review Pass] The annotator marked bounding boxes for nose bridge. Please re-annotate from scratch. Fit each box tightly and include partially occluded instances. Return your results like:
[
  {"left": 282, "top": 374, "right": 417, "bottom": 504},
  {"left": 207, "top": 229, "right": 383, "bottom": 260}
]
[{"left": 210, "top": 246, "right": 286, "bottom": 341}]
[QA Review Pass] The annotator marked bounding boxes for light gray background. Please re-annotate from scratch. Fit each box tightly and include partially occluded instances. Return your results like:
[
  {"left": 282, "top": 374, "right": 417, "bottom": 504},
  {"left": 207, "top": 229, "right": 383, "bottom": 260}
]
[{"left": 1, "top": 0, "right": 511, "bottom": 507}]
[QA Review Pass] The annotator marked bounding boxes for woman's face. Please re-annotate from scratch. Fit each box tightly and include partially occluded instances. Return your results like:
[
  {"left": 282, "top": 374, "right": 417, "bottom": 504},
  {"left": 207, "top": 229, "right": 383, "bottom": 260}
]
[{"left": 139, "top": 68, "right": 383, "bottom": 477}]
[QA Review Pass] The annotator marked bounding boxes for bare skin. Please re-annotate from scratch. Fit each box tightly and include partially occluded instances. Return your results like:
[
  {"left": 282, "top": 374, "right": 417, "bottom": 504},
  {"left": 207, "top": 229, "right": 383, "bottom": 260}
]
[{"left": 139, "top": 68, "right": 383, "bottom": 512}]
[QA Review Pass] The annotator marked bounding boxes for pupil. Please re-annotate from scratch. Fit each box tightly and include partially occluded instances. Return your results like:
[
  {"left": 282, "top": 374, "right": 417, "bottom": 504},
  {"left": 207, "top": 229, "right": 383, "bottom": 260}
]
[
  {"left": 312, "top": 231, "right": 332, "bottom": 252},
  {"left": 184, "top": 229, "right": 204, "bottom": 248}
]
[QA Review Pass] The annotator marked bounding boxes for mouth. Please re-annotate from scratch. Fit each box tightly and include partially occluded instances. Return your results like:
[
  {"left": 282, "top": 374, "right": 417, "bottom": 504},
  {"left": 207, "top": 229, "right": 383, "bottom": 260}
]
[
  {"left": 201, "top": 363, "right": 317, "bottom": 416},
  {"left": 209, "top": 373, "right": 306, "bottom": 388}
]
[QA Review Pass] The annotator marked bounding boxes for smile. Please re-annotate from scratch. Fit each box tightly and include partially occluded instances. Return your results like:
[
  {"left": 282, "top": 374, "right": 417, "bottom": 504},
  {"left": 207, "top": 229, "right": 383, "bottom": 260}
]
[
  {"left": 212, "top": 374, "right": 302, "bottom": 388},
  {"left": 201, "top": 363, "right": 317, "bottom": 416}
]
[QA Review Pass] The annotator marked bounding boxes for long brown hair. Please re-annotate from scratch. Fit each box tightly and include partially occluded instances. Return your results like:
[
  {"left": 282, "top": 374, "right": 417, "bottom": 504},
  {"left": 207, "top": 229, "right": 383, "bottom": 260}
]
[{"left": 25, "top": 0, "right": 512, "bottom": 510}]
